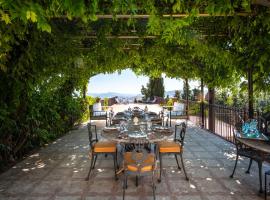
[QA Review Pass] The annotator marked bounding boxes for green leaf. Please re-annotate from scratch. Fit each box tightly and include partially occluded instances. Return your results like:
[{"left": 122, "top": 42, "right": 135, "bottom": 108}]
[
  {"left": 1, "top": 13, "right": 11, "bottom": 24},
  {"left": 26, "top": 10, "right": 37, "bottom": 22},
  {"left": 37, "top": 22, "right": 51, "bottom": 33}
]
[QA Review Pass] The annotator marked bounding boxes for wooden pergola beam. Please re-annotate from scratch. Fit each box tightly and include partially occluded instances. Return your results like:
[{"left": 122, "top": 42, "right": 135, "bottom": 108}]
[
  {"left": 83, "top": 35, "right": 157, "bottom": 39},
  {"left": 96, "top": 13, "right": 252, "bottom": 19},
  {"left": 252, "top": 0, "right": 270, "bottom": 7},
  {"left": 75, "top": 34, "right": 226, "bottom": 40}
]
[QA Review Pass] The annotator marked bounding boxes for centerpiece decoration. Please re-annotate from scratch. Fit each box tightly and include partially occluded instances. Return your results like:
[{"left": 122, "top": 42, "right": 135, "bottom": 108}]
[{"left": 133, "top": 116, "right": 139, "bottom": 125}]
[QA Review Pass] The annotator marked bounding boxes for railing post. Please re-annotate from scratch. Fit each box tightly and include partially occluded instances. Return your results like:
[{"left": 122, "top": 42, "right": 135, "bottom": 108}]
[
  {"left": 208, "top": 88, "right": 215, "bottom": 132},
  {"left": 185, "top": 78, "right": 190, "bottom": 120},
  {"left": 200, "top": 78, "right": 205, "bottom": 128},
  {"left": 248, "top": 66, "right": 254, "bottom": 119}
]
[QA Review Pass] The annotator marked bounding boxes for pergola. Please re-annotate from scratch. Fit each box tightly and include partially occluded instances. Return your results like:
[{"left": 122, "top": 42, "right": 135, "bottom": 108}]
[{"left": 1, "top": 0, "right": 270, "bottom": 170}]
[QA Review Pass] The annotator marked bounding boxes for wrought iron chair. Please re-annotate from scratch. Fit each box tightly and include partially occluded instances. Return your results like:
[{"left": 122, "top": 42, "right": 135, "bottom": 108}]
[
  {"left": 163, "top": 102, "right": 188, "bottom": 126},
  {"left": 122, "top": 141, "right": 157, "bottom": 200},
  {"left": 89, "top": 104, "right": 112, "bottom": 126},
  {"left": 85, "top": 123, "right": 118, "bottom": 181},
  {"left": 148, "top": 111, "right": 163, "bottom": 126},
  {"left": 230, "top": 121, "right": 264, "bottom": 193},
  {"left": 157, "top": 122, "right": 189, "bottom": 182}
]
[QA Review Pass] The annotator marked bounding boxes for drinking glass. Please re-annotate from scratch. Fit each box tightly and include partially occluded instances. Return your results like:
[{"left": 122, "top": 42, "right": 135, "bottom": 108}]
[{"left": 140, "top": 124, "right": 147, "bottom": 135}]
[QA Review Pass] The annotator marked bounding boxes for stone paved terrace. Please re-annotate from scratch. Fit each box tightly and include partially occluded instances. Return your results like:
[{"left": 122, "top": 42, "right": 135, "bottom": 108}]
[{"left": 1, "top": 112, "right": 270, "bottom": 199}]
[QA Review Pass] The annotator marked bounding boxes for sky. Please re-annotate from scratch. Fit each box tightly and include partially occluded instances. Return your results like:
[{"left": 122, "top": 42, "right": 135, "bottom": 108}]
[{"left": 88, "top": 69, "right": 198, "bottom": 94}]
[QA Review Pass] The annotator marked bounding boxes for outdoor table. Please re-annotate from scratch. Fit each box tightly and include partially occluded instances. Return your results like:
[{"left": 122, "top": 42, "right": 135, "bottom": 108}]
[
  {"left": 101, "top": 124, "right": 173, "bottom": 144},
  {"left": 103, "top": 110, "right": 172, "bottom": 144},
  {"left": 112, "top": 110, "right": 160, "bottom": 125},
  {"left": 236, "top": 138, "right": 270, "bottom": 154},
  {"left": 234, "top": 136, "right": 270, "bottom": 193}
]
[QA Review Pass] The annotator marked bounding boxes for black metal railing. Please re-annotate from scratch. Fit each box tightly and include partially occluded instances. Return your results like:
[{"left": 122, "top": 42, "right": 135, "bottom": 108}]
[{"left": 188, "top": 101, "right": 261, "bottom": 143}]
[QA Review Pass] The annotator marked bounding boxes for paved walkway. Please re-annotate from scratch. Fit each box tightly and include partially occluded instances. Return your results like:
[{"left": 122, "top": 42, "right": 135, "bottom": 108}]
[{"left": 0, "top": 118, "right": 269, "bottom": 199}]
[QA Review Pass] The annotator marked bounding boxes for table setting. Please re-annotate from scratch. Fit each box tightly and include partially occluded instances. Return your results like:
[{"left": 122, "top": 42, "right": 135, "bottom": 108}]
[{"left": 102, "top": 109, "right": 172, "bottom": 144}]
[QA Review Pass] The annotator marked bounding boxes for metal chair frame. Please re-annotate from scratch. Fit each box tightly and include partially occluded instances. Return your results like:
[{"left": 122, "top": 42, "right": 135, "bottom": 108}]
[
  {"left": 89, "top": 105, "right": 112, "bottom": 126},
  {"left": 85, "top": 123, "right": 118, "bottom": 181},
  {"left": 158, "top": 122, "right": 189, "bottom": 182},
  {"left": 162, "top": 106, "right": 188, "bottom": 127},
  {"left": 122, "top": 141, "right": 156, "bottom": 200},
  {"left": 265, "top": 170, "right": 270, "bottom": 200},
  {"left": 230, "top": 122, "right": 264, "bottom": 193}
]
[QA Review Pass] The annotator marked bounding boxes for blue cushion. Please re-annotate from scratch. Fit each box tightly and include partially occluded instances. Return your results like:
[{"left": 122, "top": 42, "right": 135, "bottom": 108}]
[{"left": 242, "top": 119, "right": 260, "bottom": 138}]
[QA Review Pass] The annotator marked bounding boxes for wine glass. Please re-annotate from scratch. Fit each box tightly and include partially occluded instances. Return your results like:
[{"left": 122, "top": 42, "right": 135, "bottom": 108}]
[
  {"left": 140, "top": 124, "right": 147, "bottom": 135},
  {"left": 147, "top": 120, "right": 152, "bottom": 131}
]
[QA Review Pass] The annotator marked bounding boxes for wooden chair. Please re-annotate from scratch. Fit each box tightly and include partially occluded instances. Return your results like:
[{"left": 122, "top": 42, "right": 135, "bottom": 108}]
[
  {"left": 157, "top": 122, "right": 189, "bottom": 182},
  {"left": 85, "top": 123, "right": 118, "bottom": 181},
  {"left": 122, "top": 142, "right": 156, "bottom": 200}
]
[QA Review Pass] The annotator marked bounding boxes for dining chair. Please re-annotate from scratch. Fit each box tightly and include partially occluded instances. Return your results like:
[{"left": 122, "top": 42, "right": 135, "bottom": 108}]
[
  {"left": 122, "top": 142, "right": 157, "bottom": 200},
  {"left": 157, "top": 122, "right": 189, "bottom": 182},
  {"left": 163, "top": 102, "right": 188, "bottom": 126},
  {"left": 148, "top": 112, "right": 163, "bottom": 126},
  {"left": 85, "top": 123, "right": 118, "bottom": 181},
  {"left": 230, "top": 121, "right": 265, "bottom": 193},
  {"left": 89, "top": 104, "right": 112, "bottom": 126}
]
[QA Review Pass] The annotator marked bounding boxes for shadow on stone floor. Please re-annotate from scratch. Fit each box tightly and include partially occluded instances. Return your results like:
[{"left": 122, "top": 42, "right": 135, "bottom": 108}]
[{"left": 0, "top": 119, "right": 269, "bottom": 200}]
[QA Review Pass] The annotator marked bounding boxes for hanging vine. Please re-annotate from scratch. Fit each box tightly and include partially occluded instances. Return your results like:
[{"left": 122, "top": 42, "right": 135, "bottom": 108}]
[{"left": 1, "top": 0, "right": 270, "bottom": 170}]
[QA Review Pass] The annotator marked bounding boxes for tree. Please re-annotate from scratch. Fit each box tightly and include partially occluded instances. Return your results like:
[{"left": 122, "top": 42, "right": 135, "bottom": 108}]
[
  {"left": 141, "top": 85, "right": 149, "bottom": 101},
  {"left": 174, "top": 90, "right": 181, "bottom": 100},
  {"left": 141, "top": 77, "right": 165, "bottom": 100},
  {"left": 191, "top": 88, "right": 200, "bottom": 101},
  {"left": 181, "top": 82, "right": 192, "bottom": 100}
]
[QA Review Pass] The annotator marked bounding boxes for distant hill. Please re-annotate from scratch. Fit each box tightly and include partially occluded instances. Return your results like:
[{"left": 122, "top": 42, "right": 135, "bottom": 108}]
[
  {"left": 88, "top": 91, "right": 180, "bottom": 98},
  {"left": 88, "top": 92, "right": 137, "bottom": 98},
  {"left": 165, "top": 90, "right": 180, "bottom": 97}
]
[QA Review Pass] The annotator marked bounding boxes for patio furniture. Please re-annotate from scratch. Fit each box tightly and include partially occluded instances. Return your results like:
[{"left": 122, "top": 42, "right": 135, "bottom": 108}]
[
  {"left": 163, "top": 102, "right": 188, "bottom": 126},
  {"left": 230, "top": 122, "right": 270, "bottom": 193},
  {"left": 157, "top": 122, "right": 189, "bottom": 182},
  {"left": 265, "top": 170, "right": 270, "bottom": 200},
  {"left": 122, "top": 142, "right": 156, "bottom": 200},
  {"left": 89, "top": 103, "right": 112, "bottom": 126},
  {"left": 259, "top": 112, "right": 270, "bottom": 137},
  {"left": 150, "top": 117, "right": 163, "bottom": 126},
  {"left": 85, "top": 123, "right": 118, "bottom": 181},
  {"left": 101, "top": 123, "right": 173, "bottom": 144},
  {"left": 147, "top": 111, "right": 163, "bottom": 126}
]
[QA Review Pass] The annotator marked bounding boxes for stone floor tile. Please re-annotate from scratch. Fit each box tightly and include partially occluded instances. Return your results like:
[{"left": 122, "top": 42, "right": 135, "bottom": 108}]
[
  {"left": 44, "top": 168, "right": 73, "bottom": 180},
  {"left": 169, "top": 179, "right": 198, "bottom": 194},
  {"left": 194, "top": 178, "right": 227, "bottom": 193},
  {"left": 0, "top": 119, "right": 267, "bottom": 200},
  {"left": 23, "top": 197, "right": 50, "bottom": 200},
  {"left": 5, "top": 180, "right": 38, "bottom": 195},
  {"left": 31, "top": 180, "right": 63, "bottom": 195},
  {"left": 0, "top": 195, "right": 24, "bottom": 200},
  {"left": 57, "top": 180, "right": 87, "bottom": 195},
  {"left": 205, "top": 195, "right": 237, "bottom": 200},
  {"left": 115, "top": 196, "right": 138, "bottom": 200},
  {"left": 54, "top": 196, "right": 82, "bottom": 200},
  {"left": 87, "top": 179, "right": 115, "bottom": 194},
  {"left": 174, "top": 195, "right": 203, "bottom": 200},
  {"left": 221, "top": 178, "right": 258, "bottom": 195},
  {"left": 188, "top": 167, "right": 213, "bottom": 179},
  {"left": 202, "top": 159, "right": 225, "bottom": 168}
]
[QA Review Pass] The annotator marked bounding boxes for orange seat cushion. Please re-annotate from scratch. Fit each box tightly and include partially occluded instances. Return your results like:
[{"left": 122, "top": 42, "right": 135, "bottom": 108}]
[
  {"left": 124, "top": 152, "right": 155, "bottom": 172},
  {"left": 158, "top": 141, "right": 182, "bottom": 153},
  {"left": 94, "top": 141, "right": 116, "bottom": 153}
]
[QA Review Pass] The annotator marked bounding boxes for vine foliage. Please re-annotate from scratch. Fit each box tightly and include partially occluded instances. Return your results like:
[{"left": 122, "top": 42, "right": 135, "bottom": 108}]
[{"left": 1, "top": 0, "right": 270, "bottom": 170}]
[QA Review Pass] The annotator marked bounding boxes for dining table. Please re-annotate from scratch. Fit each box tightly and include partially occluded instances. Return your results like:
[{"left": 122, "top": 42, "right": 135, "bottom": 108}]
[
  {"left": 234, "top": 131, "right": 270, "bottom": 193},
  {"left": 102, "top": 109, "right": 173, "bottom": 144}
]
